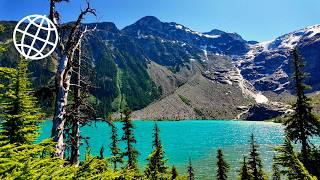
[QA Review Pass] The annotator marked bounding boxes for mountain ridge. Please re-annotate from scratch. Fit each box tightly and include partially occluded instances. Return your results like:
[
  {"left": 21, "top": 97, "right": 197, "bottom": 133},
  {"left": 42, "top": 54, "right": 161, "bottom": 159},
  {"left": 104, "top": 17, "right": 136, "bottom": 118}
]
[{"left": 1, "top": 16, "right": 320, "bottom": 120}]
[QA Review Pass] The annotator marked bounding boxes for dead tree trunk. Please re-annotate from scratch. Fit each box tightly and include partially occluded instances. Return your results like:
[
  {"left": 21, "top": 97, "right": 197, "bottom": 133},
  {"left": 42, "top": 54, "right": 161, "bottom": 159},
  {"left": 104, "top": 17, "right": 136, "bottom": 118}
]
[
  {"left": 70, "top": 44, "right": 81, "bottom": 165},
  {"left": 52, "top": 55, "right": 71, "bottom": 158},
  {"left": 49, "top": 0, "right": 96, "bottom": 159}
]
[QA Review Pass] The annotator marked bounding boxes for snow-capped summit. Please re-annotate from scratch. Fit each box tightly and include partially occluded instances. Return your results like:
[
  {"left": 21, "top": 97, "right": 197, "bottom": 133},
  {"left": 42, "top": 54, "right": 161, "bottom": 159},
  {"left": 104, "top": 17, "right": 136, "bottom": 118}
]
[
  {"left": 122, "top": 16, "right": 249, "bottom": 56},
  {"left": 245, "top": 24, "right": 320, "bottom": 59},
  {"left": 239, "top": 24, "right": 320, "bottom": 93},
  {"left": 268, "top": 24, "right": 320, "bottom": 50}
]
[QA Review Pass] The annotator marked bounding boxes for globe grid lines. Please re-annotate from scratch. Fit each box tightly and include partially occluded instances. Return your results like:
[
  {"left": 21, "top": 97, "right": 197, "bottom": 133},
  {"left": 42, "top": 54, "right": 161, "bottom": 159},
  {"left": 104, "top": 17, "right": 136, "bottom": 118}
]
[
  {"left": 13, "top": 15, "right": 58, "bottom": 60},
  {"left": 26, "top": 16, "right": 45, "bottom": 57}
]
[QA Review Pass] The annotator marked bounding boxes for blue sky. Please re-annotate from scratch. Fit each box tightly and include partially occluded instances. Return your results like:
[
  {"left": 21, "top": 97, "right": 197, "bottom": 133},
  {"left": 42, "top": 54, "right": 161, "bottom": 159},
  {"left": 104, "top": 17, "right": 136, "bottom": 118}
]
[{"left": 0, "top": 0, "right": 319, "bottom": 41}]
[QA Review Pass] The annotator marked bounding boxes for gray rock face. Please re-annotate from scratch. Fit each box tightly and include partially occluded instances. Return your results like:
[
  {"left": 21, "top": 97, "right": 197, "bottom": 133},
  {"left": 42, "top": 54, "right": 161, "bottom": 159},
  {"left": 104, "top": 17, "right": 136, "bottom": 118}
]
[
  {"left": 122, "top": 16, "right": 249, "bottom": 56},
  {"left": 238, "top": 24, "right": 320, "bottom": 93},
  {"left": 240, "top": 102, "right": 290, "bottom": 121}
]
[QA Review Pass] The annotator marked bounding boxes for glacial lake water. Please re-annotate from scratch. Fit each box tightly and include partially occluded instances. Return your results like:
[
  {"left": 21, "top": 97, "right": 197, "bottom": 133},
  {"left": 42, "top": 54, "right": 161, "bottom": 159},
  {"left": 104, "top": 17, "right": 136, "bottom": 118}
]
[{"left": 38, "top": 120, "right": 297, "bottom": 179}]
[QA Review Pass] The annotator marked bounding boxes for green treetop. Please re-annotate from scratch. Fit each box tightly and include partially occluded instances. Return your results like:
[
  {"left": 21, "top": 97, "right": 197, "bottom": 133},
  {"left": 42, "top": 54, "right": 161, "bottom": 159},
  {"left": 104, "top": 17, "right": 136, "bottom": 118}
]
[
  {"left": 144, "top": 123, "right": 168, "bottom": 179},
  {"left": 239, "top": 156, "right": 250, "bottom": 180},
  {"left": 248, "top": 134, "right": 265, "bottom": 180},
  {"left": 171, "top": 165, "right": 178, "bottom": 180},
  {"left": 109, "top": 115, "right": 123, "bottom": 171},
  {"left": 216, "top": 149, "right": 229, "bottom": 180},
  {"left": 187, "top": 158, "right": 195, "bottom": 180},
  {"left": 275, "top": 137, "right": 316, "bottom": 180},
  {"left": 0, "top": 57, "right": 41, "bottom": 144},
  {"left": 121, "top": 108, "right": 139, "bottom": 170},
  {"left": 284, "top": 48, "right": 320, "bottom": 163}
]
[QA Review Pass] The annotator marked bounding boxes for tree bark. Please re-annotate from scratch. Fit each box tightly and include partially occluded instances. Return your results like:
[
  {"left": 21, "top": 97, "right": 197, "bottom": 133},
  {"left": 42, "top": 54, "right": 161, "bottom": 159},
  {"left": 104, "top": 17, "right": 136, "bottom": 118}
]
[
  {"left": 52, "top": 55, "right": 72, "bottom": 158},
  {"left": 49, "top": 0, "right": 95, "bottom": 159},
  {"left": 70, "top": 45, "right": 81, "bottom": 165}
]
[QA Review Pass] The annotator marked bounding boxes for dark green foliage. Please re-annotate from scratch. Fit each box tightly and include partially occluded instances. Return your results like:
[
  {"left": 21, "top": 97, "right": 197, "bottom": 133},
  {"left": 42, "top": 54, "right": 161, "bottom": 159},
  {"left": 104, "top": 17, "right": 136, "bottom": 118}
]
[
  {"left": 275, "top": 137, "right": 316, "bottom": 180},
  {"left": 0, "top": 58, "right": 41, "bottom": 144},
  {"left": 239, "top": 156, "right": 250, "bottom": 180},
  {"left": 171, "top": 166, "right": 178, "bottom": 180},
  {"left": 284, "top": 48, "right": 320, "bottom": 162},
  {"left": 0, "top": 22, "right": 162, "bottom": 117},
  {"left": 83, "top": 38, "right": 162, "bottom": 116},
  {"left": 117, "top": 51, "right": 161, "bottom": 110},
  {"left": 0, "top": 60, "right": 137, "bottom": 179},
  {"left": 0, "top": 25, "right": 56, "bottom": 115},
  {"left": 93, "top": 54, "right": 118, "bottom": 117},
  {"left": 272, "top": 155, "right": 281, "bottom": 180},
  {"left": 308, "top": 146, "right": 320, "bottom": 177},
  {"left": 121, "top": 109, "right": 139, "bottom": 170},
  {"left": 109, "top": 116, "right": 123, "bottom": 171},
  {"left": 216, "top": 149, "right": 229, "bottom": 180},
  {"left": 179, "top": 95, "right": 191, "bottom": 106},
  {"left": 247, "top": 134, "right": 265, "bottom": 180},
  {"left": 145, "top": 123, "right": 168, "bottom": 179},
  {"left": 187, "top": 158, "right": 195, "bottom": 180}
]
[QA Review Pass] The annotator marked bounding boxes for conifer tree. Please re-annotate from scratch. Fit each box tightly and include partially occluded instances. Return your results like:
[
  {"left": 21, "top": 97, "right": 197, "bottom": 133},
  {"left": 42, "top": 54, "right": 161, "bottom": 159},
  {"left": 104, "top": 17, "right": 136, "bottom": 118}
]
[
  {"left": 239, "top": 156, "right": 250, "bottom": 180},
  {"left": 0, "top": 58, "right": 41, "bottom": 144},
  {"left": 145, "top": 123, "right": 168, "bottom": 179},
  {"left": 121, "top": 108, "right": 139, "bottom": 169},
  {"left": 216, "top": 149, "right": 229, "bottom": 180},
  {"left": 272, "top": 155, "right": 281, "bottom": 180},
  {"left": 171, "top": 166, "right": 178, "bottom": 180},
  {"left": 239, "top": 156, "right": 251, "bottom": 180},
  {"left": 109, "top": 117, "right": 122, "bottom": 170},
  {"left": 275, "top": 137, "right": 316, "bottom": 180},
  {"left": 284, "top": 48, "right": 320, "bottom": 162},
  {"left": 187, "top": 158, "right": 195, "bottom": 180},
  {"left": 248, "top": 134, "right": 265, "bottom": 180}
]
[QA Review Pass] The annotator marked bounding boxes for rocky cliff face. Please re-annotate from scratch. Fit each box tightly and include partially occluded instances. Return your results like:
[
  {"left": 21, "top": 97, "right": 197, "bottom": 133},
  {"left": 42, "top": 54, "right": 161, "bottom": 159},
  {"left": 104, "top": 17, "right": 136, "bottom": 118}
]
[{"left": 238, "top": 25, "right": 320, "bottom": 93}]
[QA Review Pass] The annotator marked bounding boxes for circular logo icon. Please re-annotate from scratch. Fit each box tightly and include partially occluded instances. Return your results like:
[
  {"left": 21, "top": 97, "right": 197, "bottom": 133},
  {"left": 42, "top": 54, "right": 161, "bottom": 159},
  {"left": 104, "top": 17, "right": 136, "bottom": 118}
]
[{"left": 13, "top": 14, "right": 58, "bottom": 60}]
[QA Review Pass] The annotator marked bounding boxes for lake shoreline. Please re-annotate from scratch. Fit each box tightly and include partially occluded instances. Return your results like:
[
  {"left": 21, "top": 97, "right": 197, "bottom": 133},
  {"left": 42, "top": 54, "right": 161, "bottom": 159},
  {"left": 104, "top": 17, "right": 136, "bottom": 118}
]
[{"left": 40, "top": 118, "right": 280, "bottom": 123}]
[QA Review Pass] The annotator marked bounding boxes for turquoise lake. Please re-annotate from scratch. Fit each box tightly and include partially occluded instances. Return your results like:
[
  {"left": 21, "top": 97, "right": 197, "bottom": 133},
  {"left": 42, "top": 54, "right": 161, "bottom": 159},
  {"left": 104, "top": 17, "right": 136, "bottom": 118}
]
[{"left": 39, "top": 120, "right": 291, "bottom": 179}]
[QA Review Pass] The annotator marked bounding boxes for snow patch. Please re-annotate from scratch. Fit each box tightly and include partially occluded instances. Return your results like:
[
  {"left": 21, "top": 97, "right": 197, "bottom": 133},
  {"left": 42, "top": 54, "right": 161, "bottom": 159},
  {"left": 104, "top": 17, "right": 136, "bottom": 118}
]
[
  {"left": 236, "top": 67, "right": 269, "bottom": 104},
  {"left": 259, "top": 40, "right": 273, "bottom": 51},
  {"left": 202, "top": 34, "right": 221, "bottom": 39},
  {"left": 202, "top": 49, "right": 209, "bottom": 62},
  {"left": 255, "top": 93, "right": 269, "bottom": 104},
  {"left": 172, "top": 23, "right": 221, "bottom": 39},
  {"left": 278, "top": 34, "right": 301, "bottom": 49},
  {"left": 175, "top": 24, "right": 183, "bottom": 30},
  {"left": 307, "top": 24, "right": 320, "bottom": 38}
]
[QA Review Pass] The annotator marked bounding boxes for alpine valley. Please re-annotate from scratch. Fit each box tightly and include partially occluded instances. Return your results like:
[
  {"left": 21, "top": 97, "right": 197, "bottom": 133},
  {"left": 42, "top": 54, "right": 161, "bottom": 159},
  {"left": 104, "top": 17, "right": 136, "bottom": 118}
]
[{"left": 1, "top": 16, "right": 320, "bottom": 120}]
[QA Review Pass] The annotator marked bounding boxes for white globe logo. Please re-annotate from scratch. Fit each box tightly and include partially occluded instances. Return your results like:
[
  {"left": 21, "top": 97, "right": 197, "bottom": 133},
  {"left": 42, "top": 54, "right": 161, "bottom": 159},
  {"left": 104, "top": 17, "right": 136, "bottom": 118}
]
[{"left": 13, "top": 14, "right": 58, "bottom": 60}]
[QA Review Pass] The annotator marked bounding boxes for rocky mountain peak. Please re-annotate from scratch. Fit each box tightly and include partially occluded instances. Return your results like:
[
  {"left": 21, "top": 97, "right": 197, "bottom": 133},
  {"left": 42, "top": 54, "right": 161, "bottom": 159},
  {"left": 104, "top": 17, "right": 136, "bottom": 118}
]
[
  {"left": 204, "top": 29, "right": 226, "bottom": 35},
  {"left": 122, "top": 16, "right": 163, "bottom": 34},
  {"left": 135, "top": 16, "right": 162, "bottom": 25}
]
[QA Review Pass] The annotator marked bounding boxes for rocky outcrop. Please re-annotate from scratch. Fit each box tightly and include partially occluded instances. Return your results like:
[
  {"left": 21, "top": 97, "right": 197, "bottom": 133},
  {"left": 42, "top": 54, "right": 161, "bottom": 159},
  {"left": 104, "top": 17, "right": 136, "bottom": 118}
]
[
  {"left": 239, "top": 102, "right": 291, "bottom": 121},
  {"left": 133, "top": 56, "right": 254, "bottom": 120}
]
